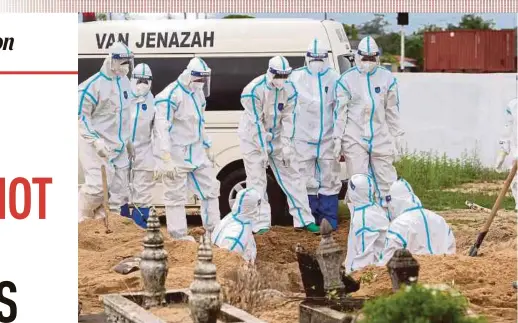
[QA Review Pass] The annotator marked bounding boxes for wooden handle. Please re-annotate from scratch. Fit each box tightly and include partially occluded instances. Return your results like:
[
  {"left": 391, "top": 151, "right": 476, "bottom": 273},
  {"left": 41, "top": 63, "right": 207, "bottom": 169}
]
[
  {"left": 101, "top": 165, "right": 110, "bottom": 232},
  {"left": 481, "top": 160, "right": 517, "bottom": 233}
]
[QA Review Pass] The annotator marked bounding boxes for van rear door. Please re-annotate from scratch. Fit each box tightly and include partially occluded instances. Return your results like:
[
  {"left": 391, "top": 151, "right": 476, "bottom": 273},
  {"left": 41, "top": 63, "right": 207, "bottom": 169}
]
[{"left": 322, "top": 21, "right": 355, "bottom": 73}]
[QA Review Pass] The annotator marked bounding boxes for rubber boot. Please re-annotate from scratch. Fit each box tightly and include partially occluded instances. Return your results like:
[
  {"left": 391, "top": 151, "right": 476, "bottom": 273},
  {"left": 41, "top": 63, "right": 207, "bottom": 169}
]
[
  {"left": 131, "top": 207, "right": 149, "bottom": 229},
  {"left": 308, "top": 195, "right": 321, "bottom": 224},
  {"left": 120, "top": 203, "right": 130, "bottom": 218},
  {"left": 318, "top": 194, "right": 339, "bottom": 230}
]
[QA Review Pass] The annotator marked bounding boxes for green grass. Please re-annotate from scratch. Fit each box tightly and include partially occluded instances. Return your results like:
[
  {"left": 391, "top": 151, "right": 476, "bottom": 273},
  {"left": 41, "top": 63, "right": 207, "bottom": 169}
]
[
  {"left": 395, "top": 150, "right": 514, "bottom": 211},
  {"left": 337, "top": 150, "right": 514, "bottom": 217}
]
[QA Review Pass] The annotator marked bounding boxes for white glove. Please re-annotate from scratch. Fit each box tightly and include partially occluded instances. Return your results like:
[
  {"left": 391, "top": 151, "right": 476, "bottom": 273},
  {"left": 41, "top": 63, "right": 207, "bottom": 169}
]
[
  {"left": 281, "top": 145, "right": 292, "bottom": 168},
  {"left": 206, "top": 146, "right": 215, "bottom": 164},
  {"left": 499, "top": 140, "right": 511, "bottom": 154},
  {"left": 495, "top": 149, "right": 509, "bottom": 170},
  {"left": 160, "top": 152, "right": 178, "bottom": 179},
  {"left": 395, "top": 135, "right": 404, "bottom": 156},
  {"left": 333, "top": 138, "right": 342, "bottom": 161},
  {"left": 126, "top": 140, "right": 135, "bottom": 164},
  {"left": 261, "top": 151, "right": 269, "bottom": 169},
  {"left": 93, "top": 138, "right": 110, "bottom": 162}
]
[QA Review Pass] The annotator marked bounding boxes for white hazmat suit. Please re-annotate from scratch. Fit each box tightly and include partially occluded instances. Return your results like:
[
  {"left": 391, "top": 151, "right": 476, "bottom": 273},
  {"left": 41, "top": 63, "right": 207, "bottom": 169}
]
[
  {"left": 290, "top": 38, "right": 342, "bottom": 230},
  {"left": 333, "top": 36, "right": 405, "bottom": 208},
  {"left": 154, "top": 57, "right": 220, "bottom": 241},
  {"left": 378, "top": 178, "right": 456, "bottom": 266},
  {"left": 238, "top": 56, "right": 319, "bottom": 234},
  {"left": 495, "top": 97, "right": 517, "bottom": 210},
  {"left": 211, "top": 188, "right": 261, "bottom": 263},
  {"left": 78, "top": 42, "right": 135, "bottom": 222},
  {"left": 343, "top": 174, "right": 390, "bottom": 274},
  {"left": 128, "top": 63, "right": 156, "bottom": 228}
]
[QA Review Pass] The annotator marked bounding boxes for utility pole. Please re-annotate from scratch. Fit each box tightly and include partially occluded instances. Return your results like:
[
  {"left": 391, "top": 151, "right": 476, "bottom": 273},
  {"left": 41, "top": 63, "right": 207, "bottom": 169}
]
[{"left": 397, "top": 13, "right": 409, "bottom": 72}]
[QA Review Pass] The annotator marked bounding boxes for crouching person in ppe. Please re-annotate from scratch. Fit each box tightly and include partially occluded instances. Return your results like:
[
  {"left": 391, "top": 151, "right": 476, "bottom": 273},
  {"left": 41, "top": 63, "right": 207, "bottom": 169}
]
[
  {"left": 128, "top": 63, "right": 155, "bottom": 228},
  {"left": 343, "top": 174, "right": 390, "bottom": 274},
  {"left": 154, "top": 57, "right": 221, "bottom": 242},
  {"left": 378, "top": 178, "right": 456, "bottom": 266},
  {"left": 211, "top": 188, "right": 262, "bottom": 263},
  {"left": 238, "top": 55, "right": 319, "bottom": 235},
  {"left": 495, "top": 97, "right": 517, "bottom": 210},
  {"left": 78, "top": 41, "right": 135, "bottom": 222}
]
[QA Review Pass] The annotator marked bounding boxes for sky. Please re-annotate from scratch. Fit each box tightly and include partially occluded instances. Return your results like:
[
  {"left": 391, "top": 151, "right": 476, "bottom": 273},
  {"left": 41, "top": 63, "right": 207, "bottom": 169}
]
[{"left": 79, "top": 13, "right": 517, "bottom": 35}]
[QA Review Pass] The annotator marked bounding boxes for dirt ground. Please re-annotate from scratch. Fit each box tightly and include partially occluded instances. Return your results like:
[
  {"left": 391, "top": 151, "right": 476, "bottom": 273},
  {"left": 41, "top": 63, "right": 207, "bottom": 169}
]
[{"left": 79, "top": 207, "right": 517, "bottom": 323}]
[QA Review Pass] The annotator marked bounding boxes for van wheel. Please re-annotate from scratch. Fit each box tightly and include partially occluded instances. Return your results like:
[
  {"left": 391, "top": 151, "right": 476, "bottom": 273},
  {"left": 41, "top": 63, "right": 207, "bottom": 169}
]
[{"left": 218, "top": 167, "right": 291, "bottom": 226}]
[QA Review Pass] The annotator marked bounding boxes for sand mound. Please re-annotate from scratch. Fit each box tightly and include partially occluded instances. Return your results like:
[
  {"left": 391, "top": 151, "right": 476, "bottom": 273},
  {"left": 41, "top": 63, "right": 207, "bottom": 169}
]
[
  {"left": 79, "top": 215, "right": 244, "bottom": 313},
  {"left": 79, "top": 209, "right": 517, "bottom": 322}
]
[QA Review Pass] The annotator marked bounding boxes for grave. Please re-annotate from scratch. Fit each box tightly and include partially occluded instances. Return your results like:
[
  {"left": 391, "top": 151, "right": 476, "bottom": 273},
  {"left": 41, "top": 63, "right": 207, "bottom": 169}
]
[{"left": 99, "top": 208, "right": 266, "bottom": 323}]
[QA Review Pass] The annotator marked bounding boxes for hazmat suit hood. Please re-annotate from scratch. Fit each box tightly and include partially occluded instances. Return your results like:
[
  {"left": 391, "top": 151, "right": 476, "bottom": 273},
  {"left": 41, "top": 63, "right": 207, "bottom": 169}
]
[
  {"left": 130, "top": 63, "right": 153, "bottom": 99},
  {"left": 231, "top": 188, "right": 262, "bottom": 224},
  {"left": 304, "top": 38, "right": 330, "bottom": 75},
  {"left": 388, "top": 178, "right": 422, "bottom": 219},
  {"left": 101, "top": 41, "right": 134, "bottom": 79},
  {"left": 347, "top": 174, "right": 376, "bottom": 207},
  {"left": 177, "top": 57, "right": 212, "bottom": 97}
]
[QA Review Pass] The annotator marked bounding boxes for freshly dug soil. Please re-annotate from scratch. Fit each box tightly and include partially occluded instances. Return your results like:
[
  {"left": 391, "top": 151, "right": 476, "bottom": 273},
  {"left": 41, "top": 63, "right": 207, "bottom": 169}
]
[{"left": 79, "top": 209, "right": 517, "bottom": 322}]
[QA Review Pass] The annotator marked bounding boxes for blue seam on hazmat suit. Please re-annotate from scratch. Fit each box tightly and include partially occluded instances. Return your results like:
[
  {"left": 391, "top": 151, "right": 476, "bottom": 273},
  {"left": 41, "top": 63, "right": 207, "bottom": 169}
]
[
  {"left": 286, "top": 81, "right": 298, "bottom": 140},
  {"left": 269, "top": 158, "right": 305, "bottom": 225},
  {"left": 115, "top": 77, "right": 125, "bottom": 156},
  {"left": 242, "top": 79, "right": 267, "bottom": 153},
  {"left": 214, "top": 188, "right": 252, "bottom": 251},
  {"left": 268, "top": 89, "right": 279, "bottom": 154}
]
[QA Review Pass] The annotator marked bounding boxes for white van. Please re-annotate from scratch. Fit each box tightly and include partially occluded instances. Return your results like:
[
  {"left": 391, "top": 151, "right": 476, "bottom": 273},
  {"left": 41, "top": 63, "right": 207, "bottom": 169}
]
[{"left": 78, "top": 18, "right": 354, "bottom": 225}]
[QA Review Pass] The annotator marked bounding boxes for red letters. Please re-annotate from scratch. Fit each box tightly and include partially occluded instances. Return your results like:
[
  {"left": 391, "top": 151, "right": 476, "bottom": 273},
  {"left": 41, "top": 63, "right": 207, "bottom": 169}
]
[{"left": 0, "top": 177, "right": 52, "bottom": 220}]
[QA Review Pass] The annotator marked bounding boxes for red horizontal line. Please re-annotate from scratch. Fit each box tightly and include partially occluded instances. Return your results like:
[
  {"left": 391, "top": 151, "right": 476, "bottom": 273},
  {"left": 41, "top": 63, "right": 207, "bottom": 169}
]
[{"left": 0, "top": 71, "right": 78, "bottom": 75}]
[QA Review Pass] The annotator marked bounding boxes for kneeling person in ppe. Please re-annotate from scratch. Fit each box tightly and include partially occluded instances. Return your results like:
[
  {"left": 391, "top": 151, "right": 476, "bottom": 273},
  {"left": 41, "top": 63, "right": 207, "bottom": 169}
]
[
  {"left": 290, "top": 38, "right": 343, "bottom": 230},
  {"left": 154, "top": 57, "right": 221, "bottom": 242},
  {"left": 495, "top": 97, "right": 517, "bottom": 210},
  {"left": 378, "top": 178, "right": 456, "bottom": 266},
  {"left": 78, "top": 42, "right": 135, "bottom": 222},
  {"left": 211, "top": 188, "right": 261, "bottom": 263},
  {"left": 333, "top": 36, "right": 405, "bottom": 209},
  {"left": 128, "top": 63, "right": 156, "bottom": 228},
  {"left": 343, "top": 174, "right": 390, "bottom": 274},
  {"left": 238, "top": 56, "right": 319, "bottom": 234}
]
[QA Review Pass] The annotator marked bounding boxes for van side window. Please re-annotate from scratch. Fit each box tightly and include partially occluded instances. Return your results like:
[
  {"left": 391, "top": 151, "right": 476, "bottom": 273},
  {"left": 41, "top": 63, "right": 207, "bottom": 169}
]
[
  {"left": 78, "top": 57, "right": 192, "bottom": 96},
  {"left": 78, "top": 55, "right": 306, "bottom": 111},
  {"left": 202, "top": 56, "right": 305, "bottom": 111},
  {"left": 337, "top": 55, "right": 353, "bottom": 74}
]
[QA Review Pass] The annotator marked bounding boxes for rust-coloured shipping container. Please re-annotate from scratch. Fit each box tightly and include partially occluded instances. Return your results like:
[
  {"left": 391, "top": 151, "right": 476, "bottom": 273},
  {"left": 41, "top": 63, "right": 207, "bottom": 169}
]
[{"left": 424, "top": 29, "right": 517, "bottom": 73}]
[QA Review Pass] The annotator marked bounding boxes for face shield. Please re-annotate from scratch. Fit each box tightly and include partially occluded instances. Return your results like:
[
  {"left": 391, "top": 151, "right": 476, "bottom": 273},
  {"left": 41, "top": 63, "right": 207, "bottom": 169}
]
[
  {"left": 306, "top": 51, "right": 328, "bottom": 74},
  {"left": 111, "top": 52, "right": 134, "bottom": 77},
  {"left": 132, "top": 74, "right": 152, "bottom": 97},
  {"left": 190, "top": 70, "right": 211, "bottom": 97},
  {"left": 355, "top": 49, "right": 379, "bottom": 74},
  {"left": 268, "top": 67, "right": 291, "bottom": 89}
]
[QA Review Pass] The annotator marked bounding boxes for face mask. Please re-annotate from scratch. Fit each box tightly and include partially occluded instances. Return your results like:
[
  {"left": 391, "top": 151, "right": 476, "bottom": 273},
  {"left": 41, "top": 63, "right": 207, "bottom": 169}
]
[
  {"left": 272, "top": 79, "right": 285, "bottom": 89},
  {"left": 135, "top": 83, "right": 150, "bottom": 96},
  {"left": 191, "top": 82, "right": 205, "bottom": 92},
  {"left": 308, "top": 60, "right": 324, "bottom": 74},
  {"left": 359, "top": 61, "right": 376, "bottom": 73}
]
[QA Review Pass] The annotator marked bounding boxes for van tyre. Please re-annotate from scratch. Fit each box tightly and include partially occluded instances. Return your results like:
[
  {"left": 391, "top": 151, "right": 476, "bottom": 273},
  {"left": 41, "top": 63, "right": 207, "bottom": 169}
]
[{"left": 218, "top": 167, "right": 292, "bottom": 226}]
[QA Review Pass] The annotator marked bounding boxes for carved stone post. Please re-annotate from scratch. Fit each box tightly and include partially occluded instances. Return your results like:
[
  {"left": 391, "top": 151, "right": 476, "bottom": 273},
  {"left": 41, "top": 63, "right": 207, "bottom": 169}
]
[
  {"left": 140, "top": 207, "right": 168, "bottom": 308},
  {"left": 189, "top": 232, "right": 222, "bottom": 323},
  {"left": 315, "top": 219, "right": 345, "bottom": 293},
  {"left": 386, "top": 249, "right": 420, "bottom": 292}
]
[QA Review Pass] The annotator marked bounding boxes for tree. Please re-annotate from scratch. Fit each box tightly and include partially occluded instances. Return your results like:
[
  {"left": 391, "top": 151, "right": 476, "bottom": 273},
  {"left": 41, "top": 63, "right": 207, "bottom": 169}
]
[
  {"left": 359, "top": 14, "right": 389, "bottom": 36},
  {"left": 96, "top": 13, "right": 107, "bottom": 21},
  {"left": 447, "top": 14, "right": 495, "bottom": 30},
  {"left": 343, "top": 24, "right": 359, "bottom": 40},
  {"left": 223, "top": 14, "right": 255, "bottom": 19}
]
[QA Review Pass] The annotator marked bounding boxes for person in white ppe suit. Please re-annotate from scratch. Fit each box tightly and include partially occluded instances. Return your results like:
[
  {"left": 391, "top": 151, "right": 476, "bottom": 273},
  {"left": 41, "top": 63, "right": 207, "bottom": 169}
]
[
  {"left": 495, "top": 97, "right": 517, "bottom": 210},
  {"left": 333, "top": 36, "right": 405, "bottom": 209},
  {"left": 238, "top": 56, "right": 319, "bottom": 235},
  {"left": 378, "top": 178, "right": 456, "bottom": 266},
  {"left": 78, "top": 41, "right": 135, "bottom": 222},
  {"left": 154, "top": 57, "right": 220, "bottom": 242},
  {"left": 211, "top": 188, "right": 261, "bottom": 263},
  {"left": 290, "top": 38, "right": 343, "bottom": 230},
  {"left": 343, "top": 173, "right": 390, "bottom": 274},
  {"left": 128, "top": 63, "right": 156, "bottom": 228}
]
